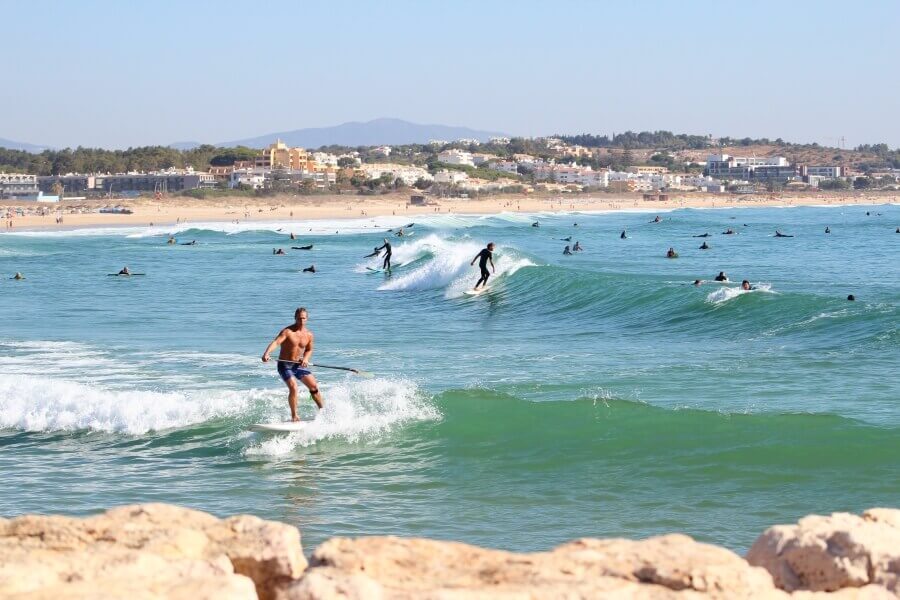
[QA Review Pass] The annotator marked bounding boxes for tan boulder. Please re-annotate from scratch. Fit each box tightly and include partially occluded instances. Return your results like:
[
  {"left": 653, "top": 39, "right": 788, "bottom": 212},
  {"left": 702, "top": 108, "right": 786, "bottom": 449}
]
[
  {"left": 746, "top": 508, "right": 900, "bottom": 595},
  {"left": 0, "top": 503, "right": 307, "bottom": 600},
  {"left": 281, "top": 533, "right": 788, "bottom": 599}
]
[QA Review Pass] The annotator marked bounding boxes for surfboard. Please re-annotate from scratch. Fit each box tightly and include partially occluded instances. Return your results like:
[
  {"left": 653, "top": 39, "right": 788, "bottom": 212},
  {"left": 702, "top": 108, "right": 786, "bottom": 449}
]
[
  {"left": 366, "top": 263, "right": 402, "bottom": 273},
  {"left": 464, "top": 286, "right": 491, "bottom": 296},
  {"left": 248, "top": 422, "right": 305, "bottom": 433}
]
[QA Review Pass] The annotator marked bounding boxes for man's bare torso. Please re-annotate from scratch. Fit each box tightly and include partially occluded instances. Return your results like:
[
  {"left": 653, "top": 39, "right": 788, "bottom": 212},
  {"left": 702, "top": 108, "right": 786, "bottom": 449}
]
[{"left": 278, "top": 326, "right": 313, "bottom": 361}]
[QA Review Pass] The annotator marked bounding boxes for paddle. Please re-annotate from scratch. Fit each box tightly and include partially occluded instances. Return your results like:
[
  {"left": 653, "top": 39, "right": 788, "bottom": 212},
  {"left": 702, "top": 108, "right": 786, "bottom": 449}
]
[{"left": 273, "top": 358, "right": 373, "bottom": 378}]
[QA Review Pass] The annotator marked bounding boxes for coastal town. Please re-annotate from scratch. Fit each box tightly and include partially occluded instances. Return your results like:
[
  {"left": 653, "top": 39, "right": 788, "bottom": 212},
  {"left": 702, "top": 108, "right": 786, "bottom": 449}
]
[{"left": 2, "top": 133, "right": 899, "bottom": 204}]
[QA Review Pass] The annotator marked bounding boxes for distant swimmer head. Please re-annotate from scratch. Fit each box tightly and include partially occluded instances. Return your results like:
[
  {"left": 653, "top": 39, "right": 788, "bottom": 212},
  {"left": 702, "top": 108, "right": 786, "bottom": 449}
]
[
  {"left": 693, "top": 279, "right": 702, "bottom": 286},
  {"left": 741, "top": 280, "right": 751, "bottom": 290},
  {"left": 847, "top": 294, "right": 856, "bottom": 301}
]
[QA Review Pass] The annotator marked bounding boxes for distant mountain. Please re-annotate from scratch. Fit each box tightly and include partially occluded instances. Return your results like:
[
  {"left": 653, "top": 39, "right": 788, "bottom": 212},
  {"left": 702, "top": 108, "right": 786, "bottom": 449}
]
[
  {"left": 169, "top": 141, "right": 204, "bottom": 151},
  {"left": 0, "top": 137, "right": 52, "bottom": 153},
  {"left": 218, "top": 118, "right": 509, "bottom": 149}
]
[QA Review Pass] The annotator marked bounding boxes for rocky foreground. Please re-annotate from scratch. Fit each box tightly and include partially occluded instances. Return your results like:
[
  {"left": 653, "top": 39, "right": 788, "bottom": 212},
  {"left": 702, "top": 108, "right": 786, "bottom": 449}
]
[{"left": 0, "top": 505, "right": 897, "bottom": 599}]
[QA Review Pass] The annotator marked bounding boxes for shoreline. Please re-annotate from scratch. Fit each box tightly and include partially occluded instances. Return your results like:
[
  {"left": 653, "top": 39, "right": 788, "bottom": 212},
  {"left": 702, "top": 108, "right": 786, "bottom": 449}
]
[{"left": 2, "top": 191, "right": 897, "bottom": 233}]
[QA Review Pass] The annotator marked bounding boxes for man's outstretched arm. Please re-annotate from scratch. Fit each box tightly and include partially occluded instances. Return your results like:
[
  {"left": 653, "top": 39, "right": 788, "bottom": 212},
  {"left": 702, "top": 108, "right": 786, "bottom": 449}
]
[{"left": 262, "top": 329, "right": 288, "bottom": 362}]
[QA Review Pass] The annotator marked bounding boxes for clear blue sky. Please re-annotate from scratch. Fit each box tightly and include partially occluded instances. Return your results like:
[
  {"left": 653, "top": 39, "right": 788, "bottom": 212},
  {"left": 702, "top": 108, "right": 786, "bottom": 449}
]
[{"left": 5, "top": 0, "right": 899, "bottom": 149}]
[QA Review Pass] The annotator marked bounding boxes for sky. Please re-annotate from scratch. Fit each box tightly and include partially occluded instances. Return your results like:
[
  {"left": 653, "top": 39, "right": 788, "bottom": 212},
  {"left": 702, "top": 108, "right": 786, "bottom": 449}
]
[{"left": 4, "top": 0, "right": 899, "bottom": 149}]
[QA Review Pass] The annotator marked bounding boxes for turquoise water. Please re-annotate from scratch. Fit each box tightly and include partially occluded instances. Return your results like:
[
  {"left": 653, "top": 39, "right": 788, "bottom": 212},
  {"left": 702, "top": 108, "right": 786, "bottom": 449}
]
[{"left": 1, "top": 204, "right": 898, "bottom": 552}]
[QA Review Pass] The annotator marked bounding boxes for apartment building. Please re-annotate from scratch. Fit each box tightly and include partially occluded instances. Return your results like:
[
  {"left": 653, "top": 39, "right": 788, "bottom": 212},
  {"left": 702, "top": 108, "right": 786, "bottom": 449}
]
[
  {"left": 437, "top": 149, "right": 475, "bottom": 167},
  {"left": 706, "top": 154, "right": 796, "bottom": 183},
  {"left": 489, "top": 160, "right": 519, "bottom": 174},
  {"left": 434, "top": 169, "right": 469, "bottom": 184},
  {"left": 801, "top": 166, "right": 843, "bottom": 178},
  {"left": 628, "top": 165, "right": 669, "bottom": 175},
  {"left": 0, "top": 173, "right": 39, "bottom": 199},
  {"left": 255, "top": 140, "right": 312, "bottom": 170}
]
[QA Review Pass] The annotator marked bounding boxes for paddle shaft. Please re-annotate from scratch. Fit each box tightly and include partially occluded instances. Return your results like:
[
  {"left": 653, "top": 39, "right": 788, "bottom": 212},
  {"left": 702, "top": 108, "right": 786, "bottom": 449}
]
[{"left": 273, "top": 358, "right": 363, "bottom": 374}]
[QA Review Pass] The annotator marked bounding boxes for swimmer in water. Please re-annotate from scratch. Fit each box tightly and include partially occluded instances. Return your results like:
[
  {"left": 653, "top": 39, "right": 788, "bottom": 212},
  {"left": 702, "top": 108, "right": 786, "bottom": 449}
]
[
  {"left": 560, "top": 236, "right": 572, "bottom": 242},
  {"left": 847, "top": 294, "right": 856, "bottom": 301},
  {"left": 693, "top": 233, "right": 711, "bottom": 238},
  {"left": 651, "top": 215, "right": 662, "bottom": 223},
  {"left": 118, "top": 266, "right": 131, "bottom": 276},
  {"left": 693, "top": 279, "right": 703, "bottom": 286},
  {"left": 699, "top": 242, "right": 710, "bottom": 250},
  {"left": 774, "top": 230, "right": 794, "bottom": 238},
  {"left": 741, "top": 280, "right": 754, "bottom": 291},
  {"left": 722, "top": 228, "right": 736, "bottom": 235},
  {"left": 363, "top": 246, "right": 381, "bottom": 258},
  {"left": 532, "top": 221, "right": 540, "bottom": 228},
  {"left": 666, "top": 247, "right": 678, "bottom": 258},
  {"left": 825, "top": 227, "right": 831, "bottom": 234},
  {"left": 714, "top": 271, "right": 728, "bottom": 282},
  {"left": 620, "top": 230, "right": 627, "bottom": 239},
  {"left": 12, "top": 272, "right": 25, "bottom": 280},
  {"left": 303, "top": 265, "right": 316, "bottom": 273},
  {"left": 573, "top": 241, "right": 583, "bottom": 252},
  {"left": 563, "top": 245, "right": 573, "bottom": 255},
  {"left": 273, "top": 248, "right": 286, "bottom": 255}
]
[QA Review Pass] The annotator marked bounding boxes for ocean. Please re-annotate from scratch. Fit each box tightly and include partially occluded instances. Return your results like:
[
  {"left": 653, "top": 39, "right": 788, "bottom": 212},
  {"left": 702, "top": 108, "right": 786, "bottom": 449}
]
[{"left": 1, "top": 204, "right": 898, "bottom": 553}]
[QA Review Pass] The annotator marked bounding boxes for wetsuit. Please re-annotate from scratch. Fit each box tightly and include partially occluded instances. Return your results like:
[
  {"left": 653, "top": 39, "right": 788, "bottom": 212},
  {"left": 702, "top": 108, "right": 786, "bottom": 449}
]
[
  {"left": 377, "top": 241, "right": 392, "bottom": 272},
  {"left": 475, "top": 248, "right": 493, "bottom": 288}
]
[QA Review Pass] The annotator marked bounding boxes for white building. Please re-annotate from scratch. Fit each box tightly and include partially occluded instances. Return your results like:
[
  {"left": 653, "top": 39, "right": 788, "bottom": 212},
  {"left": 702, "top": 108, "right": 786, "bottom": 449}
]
[
  {"left": 0, "top": 173, "right": 39, "bottom": 199},
  {"left": 456, "top": 138, "right": 481, "bottom": 146},
  {"left": 230, "top": 168, "right": 267, "bottom": 190},
  {"left": 489, "top": 137, "right": 511, "bottom": 145},
  {"left": 438, "top": 149, "right": 475, "bottom": 167},
  {"left": 359, "top": 163, "right": 432, "bottom": 186},
  {"left": 433, "top": 169, "right": 469, "bottom": 184},
  {"left": 312, "top": 152, "right": 339, "bottom": 167},
  {"left": 490, "top": 160, "right": 519, "bottom": 174},
  {"left": 371, "top": 146, "right": 392, "bottom": 157}
]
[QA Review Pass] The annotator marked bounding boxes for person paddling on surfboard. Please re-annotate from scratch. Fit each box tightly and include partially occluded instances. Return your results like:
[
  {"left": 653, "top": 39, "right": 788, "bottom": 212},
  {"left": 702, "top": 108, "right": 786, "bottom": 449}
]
[
  {"left": 470, "top": 242, "right": 496, "bottom": 291},
  {"left": 261, "top": 307, "right": 324, "bottom": 422},
  {"left": 376, "top": 238, "right": 393, "bottom": 273}
]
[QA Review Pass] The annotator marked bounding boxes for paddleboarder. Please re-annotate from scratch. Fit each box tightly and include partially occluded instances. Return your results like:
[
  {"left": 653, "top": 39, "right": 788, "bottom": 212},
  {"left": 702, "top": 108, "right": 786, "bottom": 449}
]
[
  {"left": 470, "top": 242, "right": 496, "bottom": 290},
  {"left": 261, "top": 307, "right": 323, "bottom": 422}
]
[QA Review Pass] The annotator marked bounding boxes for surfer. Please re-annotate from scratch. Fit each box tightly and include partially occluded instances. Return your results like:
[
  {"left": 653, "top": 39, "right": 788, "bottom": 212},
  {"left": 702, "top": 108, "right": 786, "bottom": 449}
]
[
  {"left": 532, "top": 222, "right": 540, "bottom": 228},
  {"left": 666, "top": 247, "right": 678, "bottom": 258},
  {"left": 620, "top": 230, "right": 627, "bottom": 239},
  {"left": 261, "top": 307, "right": 323, "bottom": 422},
  {"left": 560, "top": 236, "right": 572, "bottom": 242},
  {"left": 563, "top": 245, "right": 573, "bottom": 255},
  {"left": 573, "top": 241, "right": 583, "bottom": 252},
  {"left": 290, "top": 232, "right": 295, "bottom": 240},
  {"left": 774, "top": 230, "right": 794, "bottom": 238},
  {"left": 741, "top": 280, "right": 754, "bottom": 291},
  {"left": 722, "top": 228, "right": 736, "bottom": 235},
  {"left": 180, "top": 240, "right": 197, "bottom": 245},
  {"left": 118, "top": 266, "right": 131, "bottom": 276},
  {"left": 376, "top": 238, "right": 393, "bottom": 273},
  {"left": 651, "top": 215, "right": 662, "bottom": 223},
  {"left": 470, "top": 242, "right": 496, "bottom": 290},
  {"left": 303, "top": 265, "right": 316, "bottom": 273},
  {"left": 825, "top": 227, "right": 831, "bottom": 234},
  {"left": 714, "top": 271, "right": 728, "bottom": 282},
  {"left": 699, "top": 241, "right": 710, "bottom": 250},
  {"left": 273, "top": 248, "right": 286, "bottom": 255},
  {"left": 693, "top": 233, "right": 711, "bottom": 238},
  {"left": 12, "top": 272, "right": 25, "bottom": 280},
  {"left": 167, "top": 237, "right": 176, "bottom": 245},
  {"left": 292, "top": 245, "right": 313, "bottom": 250},
  {"left": 693, "top": 279, "right": 703, "bottom": 286},
  {"left": 363, "top": 246, "right": 381, "bottom": 258},
  {"left": 847, "top": 294, "right": 856, "bottom": 301}
]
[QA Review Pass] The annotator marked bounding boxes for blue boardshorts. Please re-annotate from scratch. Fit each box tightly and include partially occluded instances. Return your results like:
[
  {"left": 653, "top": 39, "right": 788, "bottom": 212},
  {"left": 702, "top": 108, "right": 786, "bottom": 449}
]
[{"left": 277, "top": 361, "right": 312, "bottom": 381}]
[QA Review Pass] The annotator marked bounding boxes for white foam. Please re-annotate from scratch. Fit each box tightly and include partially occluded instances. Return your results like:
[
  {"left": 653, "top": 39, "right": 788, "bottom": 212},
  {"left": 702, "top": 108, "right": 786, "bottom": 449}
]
[
  {"left": 706, "top": 283, "right": 774, "bottom": 304},
  {"left": 0, "top": 375, "right": 256, "bottom": 434},
  {"left": 371, "top": 234, "right": 535, "bottom": 297},
  {"left": 244, "top": 377, "right": 439, "bottom": 456}
]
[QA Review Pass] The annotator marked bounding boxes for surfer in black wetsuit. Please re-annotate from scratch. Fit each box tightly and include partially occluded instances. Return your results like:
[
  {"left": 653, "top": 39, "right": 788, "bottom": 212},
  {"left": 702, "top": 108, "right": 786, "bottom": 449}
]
[
  {"left": 775, "top": 230, "right": 794, "bottom": 237},
  {"left": 470, "top": 242, "right": 496, "bottom": 290},
  {"left": 714, "top": 271, "right": 728, "bottom": 282},
  {"left": 620, "top": 230, "right": 627, "bottom": 239},
  {"left": 563, "top": 245, "right": 573, "bottom": 255},
  {"left": 303, "top": 265, "right": 316, "bottom": 273},
  {"left": 699, "top": 241, "right": 710, "bottom": 250},
  {"left": 573, "top": 241, "right": 583, "bottom": 252},
  {"left": 693, "top": 233, "right": 711, "bottom": 238},
  {"left": 363, "top": 246, "right": 381, "bottom": 258},
  {"left": 825, "top": 227, "right": 831, "bottom": 234},
  {"left": 741, "top": 280, "right": 754, "bottom": 290},
  {"left": 376, "top": 238, "right": 393, "bottom": 273},
  {"left": 560, "top": 236, "right": 572, "bottom": 242}
]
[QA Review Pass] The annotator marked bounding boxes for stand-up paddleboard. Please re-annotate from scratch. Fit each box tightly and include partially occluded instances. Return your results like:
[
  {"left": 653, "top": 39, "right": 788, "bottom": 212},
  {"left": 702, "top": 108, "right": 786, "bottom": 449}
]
[
  {"left": 248, "top": 421, "right": 305, "bottom": 433},
  {"left": 366, "top": 263, "right": 402, "bottom": 273},
  {"left": 464, "top": 286, "right": 491, "bottom": 296}
]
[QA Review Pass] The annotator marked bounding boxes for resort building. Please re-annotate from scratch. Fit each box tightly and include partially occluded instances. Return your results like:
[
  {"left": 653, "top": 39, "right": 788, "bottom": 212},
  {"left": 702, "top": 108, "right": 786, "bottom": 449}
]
[
  {"left": 0, "top": 173, "right": 40, "bottom": 199},
  {"left": 706, "top": 154, "right": 797, "bottom": 183},
  {"left": 254, "top": 140, "right": 312, "bottom": 170}
]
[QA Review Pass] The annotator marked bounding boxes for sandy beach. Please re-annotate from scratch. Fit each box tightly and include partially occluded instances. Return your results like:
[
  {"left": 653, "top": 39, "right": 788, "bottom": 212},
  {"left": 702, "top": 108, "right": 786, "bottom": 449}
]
[{"left": 2, "top": 191, "right": 897, "bottom": 231}]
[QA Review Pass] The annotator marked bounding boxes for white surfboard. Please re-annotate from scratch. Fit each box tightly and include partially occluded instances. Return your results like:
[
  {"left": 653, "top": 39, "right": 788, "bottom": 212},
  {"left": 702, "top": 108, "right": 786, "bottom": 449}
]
[
  {"left": 248, "top": 422, "right": 305, "bottom": 433},
  {"left": 464, "top": 286, "right": 491, "bottom": 296}
]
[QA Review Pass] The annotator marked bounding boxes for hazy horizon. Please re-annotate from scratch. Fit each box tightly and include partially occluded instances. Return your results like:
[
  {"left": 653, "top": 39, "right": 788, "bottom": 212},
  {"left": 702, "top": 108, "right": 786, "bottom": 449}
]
[{"left": 4, "top": 0, "right": 899, "bottom": 150}]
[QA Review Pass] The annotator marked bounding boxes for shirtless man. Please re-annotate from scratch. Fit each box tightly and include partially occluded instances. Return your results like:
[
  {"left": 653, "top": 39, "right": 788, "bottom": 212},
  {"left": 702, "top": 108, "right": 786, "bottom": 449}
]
[{"left": 261, "top": 307, "right": 324, "bottom": 421}]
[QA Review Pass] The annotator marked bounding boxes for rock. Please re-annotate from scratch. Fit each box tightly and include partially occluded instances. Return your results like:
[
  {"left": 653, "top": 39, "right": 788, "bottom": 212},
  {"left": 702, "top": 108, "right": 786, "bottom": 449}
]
[
  {"left": 746, "top": 508, "right": 900, "bottom": 595},
  {"left": 0, "top": 503, "right": 306, "bottom": 600},
  {"left": 281, "top": 534, "right": 788, "bottom": 599}
]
